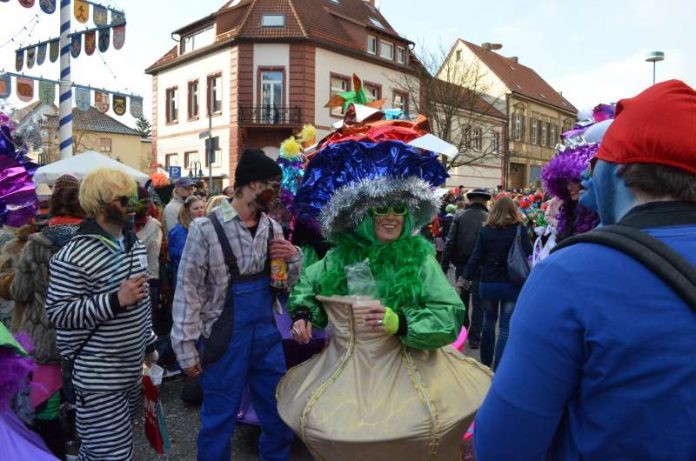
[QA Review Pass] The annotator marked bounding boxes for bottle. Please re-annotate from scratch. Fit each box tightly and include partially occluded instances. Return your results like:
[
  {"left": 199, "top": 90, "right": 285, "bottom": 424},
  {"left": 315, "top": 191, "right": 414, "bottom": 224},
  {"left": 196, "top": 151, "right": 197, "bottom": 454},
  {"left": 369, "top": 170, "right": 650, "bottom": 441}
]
[{"left": 270, "top": 237, "right": 289, "bottom": 290}]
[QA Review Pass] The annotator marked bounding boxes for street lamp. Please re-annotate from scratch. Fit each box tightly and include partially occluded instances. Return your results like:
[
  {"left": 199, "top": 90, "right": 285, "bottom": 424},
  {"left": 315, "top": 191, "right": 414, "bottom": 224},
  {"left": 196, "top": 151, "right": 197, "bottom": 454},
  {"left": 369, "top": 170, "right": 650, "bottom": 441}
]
[
  {"left": 645, "top": 51, "right": 664, "bottom": 85},
  {"left": 188, "top": 161, "right": 203, "bottom": 179}
]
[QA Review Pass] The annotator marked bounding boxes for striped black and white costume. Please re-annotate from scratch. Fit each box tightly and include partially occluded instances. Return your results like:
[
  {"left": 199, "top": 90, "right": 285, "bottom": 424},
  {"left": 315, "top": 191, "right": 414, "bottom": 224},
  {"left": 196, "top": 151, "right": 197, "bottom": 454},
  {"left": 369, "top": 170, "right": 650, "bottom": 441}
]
[{"left": 46, "top": 219, "right": 156, "bottom": 461}]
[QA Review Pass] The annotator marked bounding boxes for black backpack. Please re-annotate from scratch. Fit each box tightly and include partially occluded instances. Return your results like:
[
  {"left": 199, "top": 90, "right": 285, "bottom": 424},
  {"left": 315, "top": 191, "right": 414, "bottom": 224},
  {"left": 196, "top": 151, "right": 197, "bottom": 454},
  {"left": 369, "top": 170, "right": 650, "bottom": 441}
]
[{"left": 551, "top": 224, "right": 696, "bottom": 312}]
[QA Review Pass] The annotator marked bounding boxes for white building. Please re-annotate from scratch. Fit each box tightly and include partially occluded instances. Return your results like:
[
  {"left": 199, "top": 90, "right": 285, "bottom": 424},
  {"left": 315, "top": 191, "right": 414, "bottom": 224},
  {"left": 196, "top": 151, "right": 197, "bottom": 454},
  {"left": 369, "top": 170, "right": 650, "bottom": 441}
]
[{"left": 146, "top": 0, "right": 419, "bottom": 191}]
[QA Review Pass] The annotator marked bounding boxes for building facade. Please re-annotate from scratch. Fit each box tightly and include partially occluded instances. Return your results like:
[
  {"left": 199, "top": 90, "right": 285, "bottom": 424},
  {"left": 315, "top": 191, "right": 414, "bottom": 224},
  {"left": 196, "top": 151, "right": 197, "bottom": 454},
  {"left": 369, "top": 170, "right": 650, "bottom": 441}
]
[
  {"left": 440, "top": 39, "right": 577, "bottom": 190},
  {"left": 146, "top": 0, "right": 418, "bottom": 191}
]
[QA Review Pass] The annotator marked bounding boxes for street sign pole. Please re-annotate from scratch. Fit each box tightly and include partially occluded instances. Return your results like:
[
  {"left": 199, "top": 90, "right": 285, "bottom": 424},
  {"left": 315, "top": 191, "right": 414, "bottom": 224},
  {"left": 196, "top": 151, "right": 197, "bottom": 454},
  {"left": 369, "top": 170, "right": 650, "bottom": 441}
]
[{"left": 208, "top": 112, "right": 213, "bottom": 192}]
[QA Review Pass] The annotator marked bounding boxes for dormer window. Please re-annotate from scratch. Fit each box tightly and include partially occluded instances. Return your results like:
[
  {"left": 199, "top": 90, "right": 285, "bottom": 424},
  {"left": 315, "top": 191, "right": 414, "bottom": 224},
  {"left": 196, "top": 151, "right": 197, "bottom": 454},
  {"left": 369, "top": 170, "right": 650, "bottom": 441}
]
[
  {"left": 380, "top": 41, "right": 393, "bottom": 60},
  {"left": 181, "top": 26, "right": 215, "bottom": 55},
  {"left": 367, "top": 35, "right": 377, "bottom": 55},
  {"left": 369, "top": 16, "right": 385, "bottom": 29},
  {"left": 261, "top": 14, "right": 285, "bottom": 27},
  {"left": 397, "top": 46, "right": 406, "bottom": 64}
]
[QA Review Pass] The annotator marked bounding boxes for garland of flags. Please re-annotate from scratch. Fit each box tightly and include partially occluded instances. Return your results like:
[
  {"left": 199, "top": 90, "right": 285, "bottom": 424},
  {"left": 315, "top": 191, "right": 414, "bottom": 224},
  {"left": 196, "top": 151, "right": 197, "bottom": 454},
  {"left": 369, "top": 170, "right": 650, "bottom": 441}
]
[
  {"left": 13, "top": 21, "right": 126, "bottom": 70},
  {"left": 6, "top": 0, "right": 123, "bottom": 19},
  {"left": 0, "top": 71, "right": 143, "bottom": 118}
]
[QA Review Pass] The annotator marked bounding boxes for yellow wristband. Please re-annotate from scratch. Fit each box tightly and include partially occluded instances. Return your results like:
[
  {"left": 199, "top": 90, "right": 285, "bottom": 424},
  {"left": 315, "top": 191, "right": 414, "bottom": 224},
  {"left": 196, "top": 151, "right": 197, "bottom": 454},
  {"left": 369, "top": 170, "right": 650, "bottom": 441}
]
[{"left": 382, "top": 307, "right": 399, "bottom": 335}]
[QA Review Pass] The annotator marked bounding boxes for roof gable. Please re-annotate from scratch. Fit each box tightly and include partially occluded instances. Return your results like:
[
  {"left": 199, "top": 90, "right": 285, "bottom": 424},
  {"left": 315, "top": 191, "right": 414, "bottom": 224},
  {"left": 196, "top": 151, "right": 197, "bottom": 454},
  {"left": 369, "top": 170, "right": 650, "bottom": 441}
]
[
  {"left": 460, "top": 40, "right": 576, "bottom": 113},
  {"left": 18, "top": 103, "right": 140, "bottom": 136}
]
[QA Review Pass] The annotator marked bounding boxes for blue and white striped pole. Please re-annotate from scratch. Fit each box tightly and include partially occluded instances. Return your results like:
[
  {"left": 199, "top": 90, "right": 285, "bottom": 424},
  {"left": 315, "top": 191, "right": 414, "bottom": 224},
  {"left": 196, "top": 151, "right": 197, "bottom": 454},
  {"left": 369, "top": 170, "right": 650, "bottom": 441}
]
[{"left": 59, "top": 0, "right": 73, "bottom": 159}]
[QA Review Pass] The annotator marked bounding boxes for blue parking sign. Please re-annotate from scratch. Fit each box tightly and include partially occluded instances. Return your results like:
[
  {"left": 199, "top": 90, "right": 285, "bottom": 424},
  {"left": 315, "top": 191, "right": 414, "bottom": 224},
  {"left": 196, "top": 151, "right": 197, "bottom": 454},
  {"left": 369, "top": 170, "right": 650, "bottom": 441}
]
[{"left": 168, "top": 166, "right": 181, "bottom": 180}]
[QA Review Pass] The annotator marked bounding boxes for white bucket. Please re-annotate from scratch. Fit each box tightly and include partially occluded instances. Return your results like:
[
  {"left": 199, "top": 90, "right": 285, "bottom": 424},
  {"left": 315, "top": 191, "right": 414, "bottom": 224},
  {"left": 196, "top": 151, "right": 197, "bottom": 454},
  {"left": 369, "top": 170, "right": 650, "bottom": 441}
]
[{"left": 147, "top": 363, "right": 164, "bottom": 386}]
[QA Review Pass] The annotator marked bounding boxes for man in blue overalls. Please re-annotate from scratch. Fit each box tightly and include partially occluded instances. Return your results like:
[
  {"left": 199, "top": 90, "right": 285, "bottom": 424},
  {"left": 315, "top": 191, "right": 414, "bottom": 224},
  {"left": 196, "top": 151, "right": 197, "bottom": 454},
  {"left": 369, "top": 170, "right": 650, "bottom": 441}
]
[{"left": 171, "top": 149, "right": 301, "bottom": 460}]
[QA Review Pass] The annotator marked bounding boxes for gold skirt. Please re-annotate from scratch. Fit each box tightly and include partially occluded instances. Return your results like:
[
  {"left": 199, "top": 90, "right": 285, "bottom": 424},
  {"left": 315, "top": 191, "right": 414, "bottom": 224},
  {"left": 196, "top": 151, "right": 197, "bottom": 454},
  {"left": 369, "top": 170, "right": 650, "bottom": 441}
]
[{"left": 277, "top": 296, "right": 492, "bottom": 461}]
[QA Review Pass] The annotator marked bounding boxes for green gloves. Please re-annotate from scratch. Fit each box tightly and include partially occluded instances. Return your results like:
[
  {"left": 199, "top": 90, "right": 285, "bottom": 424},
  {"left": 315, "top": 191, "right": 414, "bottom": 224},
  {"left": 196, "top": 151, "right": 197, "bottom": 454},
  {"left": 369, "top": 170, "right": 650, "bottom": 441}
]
[{"left": 383, "top": 307, "right": 399, "bottom": 336}]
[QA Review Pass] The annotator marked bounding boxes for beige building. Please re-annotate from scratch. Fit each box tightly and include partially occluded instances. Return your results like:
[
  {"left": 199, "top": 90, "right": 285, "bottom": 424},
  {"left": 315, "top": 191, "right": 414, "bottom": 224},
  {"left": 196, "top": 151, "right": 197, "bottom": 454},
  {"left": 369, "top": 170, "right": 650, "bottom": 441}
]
[
  {"left": 145, "top": 0, "right": 418, "bottom": 191},
  {"left": 439, "top": 40, "right": 577, "bottom": 189},
  {"left": 14, "top": 102, "right": 148, "bottom": 172}
]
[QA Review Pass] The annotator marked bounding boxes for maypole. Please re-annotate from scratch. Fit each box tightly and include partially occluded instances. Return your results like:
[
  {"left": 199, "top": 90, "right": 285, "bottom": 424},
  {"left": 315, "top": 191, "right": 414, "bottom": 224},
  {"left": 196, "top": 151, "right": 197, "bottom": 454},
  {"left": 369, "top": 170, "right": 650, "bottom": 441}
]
[{"left": 59, "top": 0, "right": 73, "bottom": 159}]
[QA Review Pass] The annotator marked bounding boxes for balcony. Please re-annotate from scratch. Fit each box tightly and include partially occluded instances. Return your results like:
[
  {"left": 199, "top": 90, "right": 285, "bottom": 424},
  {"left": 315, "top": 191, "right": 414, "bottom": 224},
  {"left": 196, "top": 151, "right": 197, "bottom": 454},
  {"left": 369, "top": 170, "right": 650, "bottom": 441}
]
[{"left": 238, "top": 105, "right": 302, "bottom": 127}]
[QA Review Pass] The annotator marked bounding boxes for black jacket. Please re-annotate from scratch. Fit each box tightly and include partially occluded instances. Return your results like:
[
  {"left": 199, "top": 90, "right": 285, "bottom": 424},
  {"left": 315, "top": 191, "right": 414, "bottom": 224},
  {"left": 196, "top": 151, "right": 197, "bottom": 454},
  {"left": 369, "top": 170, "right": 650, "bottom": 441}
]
[
  {"left": 442, "top": 203, "right": 489, "bottom": 267},
  {"left": 464, "top": 224, "right": 533, "bottom": 283}
]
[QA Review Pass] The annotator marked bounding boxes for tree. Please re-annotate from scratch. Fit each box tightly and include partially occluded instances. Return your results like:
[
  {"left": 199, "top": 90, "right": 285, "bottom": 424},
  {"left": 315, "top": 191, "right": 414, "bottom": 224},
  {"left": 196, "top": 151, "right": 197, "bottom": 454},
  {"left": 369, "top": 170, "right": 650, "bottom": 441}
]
[
  {"left": 392, "top": 41, "right": 505, "bottom": 170},
  {"left": 136, "top": 116, "right": 152, "bottom": 139}
]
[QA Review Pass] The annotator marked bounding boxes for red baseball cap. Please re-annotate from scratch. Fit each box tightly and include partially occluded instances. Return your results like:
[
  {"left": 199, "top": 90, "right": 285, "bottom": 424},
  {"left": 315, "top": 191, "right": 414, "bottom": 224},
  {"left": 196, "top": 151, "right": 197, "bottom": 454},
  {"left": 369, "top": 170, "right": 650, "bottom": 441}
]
[{"left": 596, "top": 80, "right": 696, "bottom": 175}]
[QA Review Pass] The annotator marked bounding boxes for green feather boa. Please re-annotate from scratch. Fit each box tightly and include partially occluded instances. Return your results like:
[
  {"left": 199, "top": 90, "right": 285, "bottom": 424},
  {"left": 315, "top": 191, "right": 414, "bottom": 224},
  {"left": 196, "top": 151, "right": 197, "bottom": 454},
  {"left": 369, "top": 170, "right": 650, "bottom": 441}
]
[{"left": 318, "top": 215, "right": 434, "bottom": 311}]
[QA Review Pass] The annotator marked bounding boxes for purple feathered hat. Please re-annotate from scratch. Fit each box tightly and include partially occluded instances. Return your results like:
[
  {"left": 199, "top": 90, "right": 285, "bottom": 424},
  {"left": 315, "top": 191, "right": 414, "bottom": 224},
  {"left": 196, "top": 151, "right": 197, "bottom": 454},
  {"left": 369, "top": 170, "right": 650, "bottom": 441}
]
[{"left": 542, "top": 143, "right": 598, "bottom": 200}]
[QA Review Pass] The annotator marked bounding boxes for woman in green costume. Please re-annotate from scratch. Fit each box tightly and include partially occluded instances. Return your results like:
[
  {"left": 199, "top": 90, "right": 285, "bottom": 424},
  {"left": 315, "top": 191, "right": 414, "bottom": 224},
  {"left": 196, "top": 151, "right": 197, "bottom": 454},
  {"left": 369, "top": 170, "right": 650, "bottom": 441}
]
[{"left": 277, "top": 176, "right": 491, "bottom": 461}]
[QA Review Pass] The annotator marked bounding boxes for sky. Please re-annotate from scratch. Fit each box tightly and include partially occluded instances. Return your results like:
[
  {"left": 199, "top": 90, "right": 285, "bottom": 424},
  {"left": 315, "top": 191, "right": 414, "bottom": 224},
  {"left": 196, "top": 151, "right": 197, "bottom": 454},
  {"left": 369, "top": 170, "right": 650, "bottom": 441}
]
[{"left": 1, "top": 0, "right": 695, "bottom": 127}]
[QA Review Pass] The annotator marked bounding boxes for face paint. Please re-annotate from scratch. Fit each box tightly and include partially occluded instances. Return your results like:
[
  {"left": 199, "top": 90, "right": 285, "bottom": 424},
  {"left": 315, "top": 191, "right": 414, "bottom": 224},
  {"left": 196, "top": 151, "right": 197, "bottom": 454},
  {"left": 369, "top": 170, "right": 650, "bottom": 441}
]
[
  {"left": 592, "top": 160, "right": 636, "bottom": 225},
  {"left": 578, "top": 172, "right": 599, "bottom": 213}
]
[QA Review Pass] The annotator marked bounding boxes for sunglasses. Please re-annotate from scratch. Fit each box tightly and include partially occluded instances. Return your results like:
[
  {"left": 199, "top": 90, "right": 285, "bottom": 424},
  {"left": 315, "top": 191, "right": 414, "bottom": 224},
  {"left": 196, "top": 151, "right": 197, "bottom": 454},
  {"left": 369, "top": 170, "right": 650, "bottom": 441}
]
[
  {"left": 583, "top": 157, "right": 599, "bottom": 179},
  {"left": 115, "top": 196, "right": 131, "bottom": 207},
  {"left": 371, "top": 205, "right": 408, "bottom": 217}
]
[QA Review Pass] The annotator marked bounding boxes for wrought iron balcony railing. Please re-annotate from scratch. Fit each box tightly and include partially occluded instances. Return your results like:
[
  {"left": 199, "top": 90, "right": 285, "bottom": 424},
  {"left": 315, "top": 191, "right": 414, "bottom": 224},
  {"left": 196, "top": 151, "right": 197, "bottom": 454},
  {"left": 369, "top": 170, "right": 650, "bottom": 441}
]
[{"left": 238, "top": 105, "right": 302, "bottom": 126}]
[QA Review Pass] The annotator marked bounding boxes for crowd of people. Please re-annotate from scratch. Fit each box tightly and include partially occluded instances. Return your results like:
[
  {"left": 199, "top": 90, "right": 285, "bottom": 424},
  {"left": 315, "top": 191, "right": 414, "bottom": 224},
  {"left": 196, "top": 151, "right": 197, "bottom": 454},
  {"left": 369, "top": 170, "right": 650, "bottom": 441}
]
[{"left": 0, "top": 79, "right": 693, "bottom": 461}]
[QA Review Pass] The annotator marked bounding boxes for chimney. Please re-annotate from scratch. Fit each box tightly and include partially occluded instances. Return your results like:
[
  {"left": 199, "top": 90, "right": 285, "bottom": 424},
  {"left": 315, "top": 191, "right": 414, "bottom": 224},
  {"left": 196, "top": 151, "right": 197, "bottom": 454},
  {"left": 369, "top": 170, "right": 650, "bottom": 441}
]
[
  {"left": 507, "top": 56, "right": 518, "bottom": 63},
  {"left": 481, "top": 42, "right": 503, "bottom": 51}
]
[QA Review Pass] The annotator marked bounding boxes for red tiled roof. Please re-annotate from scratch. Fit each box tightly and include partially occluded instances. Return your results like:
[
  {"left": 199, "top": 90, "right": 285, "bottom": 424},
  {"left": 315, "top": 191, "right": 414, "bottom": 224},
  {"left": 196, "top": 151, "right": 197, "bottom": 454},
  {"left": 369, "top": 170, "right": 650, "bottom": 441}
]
[
  {"left": 460, "top": 40, "right": 576, "bottom": 114},
  {"left": 147, "top": 0, "right": 412, "bottom": 73}
]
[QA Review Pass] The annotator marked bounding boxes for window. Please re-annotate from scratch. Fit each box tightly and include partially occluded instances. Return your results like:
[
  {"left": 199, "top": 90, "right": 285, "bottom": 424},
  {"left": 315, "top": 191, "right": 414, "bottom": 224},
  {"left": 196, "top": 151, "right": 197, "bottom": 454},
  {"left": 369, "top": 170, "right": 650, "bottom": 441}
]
[
  {"left": 207, "top": 74, "right": 222, "bottom": 115},
  {"left": 456, "top": 50, "right": 462, "bottom": 61},
  {"left": 397, "top": 46, "right": 406, "bottom": 64},
  {"left": 531, "top": 118, "right": 538, "bottom": 145},
  {"left": 473, "top": 128, "right": 483, "bottom": 151},
  {"left": 261, "top": 14, "right": 285, "bottom": 27},
  {"left": 364, "top": 82, "right": 381, "bottom": 101},
  {"left": 181, "top": 26, "right": 215, "bottom": 54},
  {"left": 393, "top": 90, "right": 409, "bottom": 117},
  {"left": 188, "top": 80, "right": 199, "bottom": 120},
  {"left": 260, "top": 69, "right": 284, "bottom": 123},
  {"left": 166, "top": 87, "right": 178, "bottom": 123},
  {"left": 541, "top": 121, "right": 548, "bottom": 147},
  {"left": 380, "top": 41, "right": 393, "bottom": 60},
  {"left": 330, "top": 74, "right": 350, "bottom": 117},
  {"left": 164, "top": 153, "right": 179, "bottom": 168},
  {"left": 184, "top": 151, "right": 199, "bottom": 169},
  {"left": 513, "top": 113, "right": 523, "bottom": 141},
  {"left": 100, "top": 137, "right": 112, "bottom": 154},
  {"left": 550, "top": 124, "right": 557, "bottom": 145},
  {"left": 367, "top": 35, "right": 377, "bottom": 55},
  {"left": 490, "top": 131, "right": 500, "bottom": 153},
  {"left": 369, "top": 17, "right": 385, "bottom": 29}
]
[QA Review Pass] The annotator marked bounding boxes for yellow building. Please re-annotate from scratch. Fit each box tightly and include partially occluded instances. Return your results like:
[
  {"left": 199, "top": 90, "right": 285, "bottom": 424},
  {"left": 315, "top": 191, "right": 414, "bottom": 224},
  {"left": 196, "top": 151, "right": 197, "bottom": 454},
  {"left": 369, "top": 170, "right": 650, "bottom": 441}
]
[
  {"left": 439, "top": 40, "right": 577, "bottom": 189},
  {"left": 13, "top": 102, "right": 148, "bottom": 172}
]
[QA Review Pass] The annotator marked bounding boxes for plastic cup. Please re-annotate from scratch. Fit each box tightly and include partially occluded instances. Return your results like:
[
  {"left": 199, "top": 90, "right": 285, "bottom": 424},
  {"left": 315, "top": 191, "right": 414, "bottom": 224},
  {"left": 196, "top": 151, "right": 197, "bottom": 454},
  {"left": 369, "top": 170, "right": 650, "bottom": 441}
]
[{"left": 147, "top": 363, "right": 164, "bottom": 386}]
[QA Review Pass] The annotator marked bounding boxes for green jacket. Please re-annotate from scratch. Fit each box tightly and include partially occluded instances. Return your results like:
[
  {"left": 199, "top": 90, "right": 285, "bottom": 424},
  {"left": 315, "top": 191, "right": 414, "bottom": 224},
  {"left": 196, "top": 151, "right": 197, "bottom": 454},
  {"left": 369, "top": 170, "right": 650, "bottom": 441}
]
[{"left": 289, "top": 251, "right": 464, "bottom": 350}]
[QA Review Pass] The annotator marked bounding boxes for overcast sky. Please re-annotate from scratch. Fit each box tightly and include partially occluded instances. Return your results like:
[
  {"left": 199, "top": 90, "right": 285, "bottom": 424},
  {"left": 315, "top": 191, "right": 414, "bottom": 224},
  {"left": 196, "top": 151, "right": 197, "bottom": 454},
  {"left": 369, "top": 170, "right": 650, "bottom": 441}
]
[{"left": 1, "top": 0, "right": 694, "bottom": 127}]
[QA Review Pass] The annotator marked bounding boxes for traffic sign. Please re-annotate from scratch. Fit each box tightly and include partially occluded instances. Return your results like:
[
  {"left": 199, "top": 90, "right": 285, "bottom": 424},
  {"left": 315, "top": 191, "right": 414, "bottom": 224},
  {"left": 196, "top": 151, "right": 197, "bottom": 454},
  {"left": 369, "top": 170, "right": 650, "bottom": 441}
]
[{"left": 168, "top": 166, "right": 182, "bottom": 180}]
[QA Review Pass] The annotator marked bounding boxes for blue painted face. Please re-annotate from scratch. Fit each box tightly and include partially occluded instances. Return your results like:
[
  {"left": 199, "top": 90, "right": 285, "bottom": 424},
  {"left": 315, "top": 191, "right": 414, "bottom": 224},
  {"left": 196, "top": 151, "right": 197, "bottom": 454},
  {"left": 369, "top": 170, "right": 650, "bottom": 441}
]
[
  {"left": 592, "top": 160, "right": 636, "bottom": 225},
  {"left": 578, "top": 168, "right": 598, "bottom": 213}
]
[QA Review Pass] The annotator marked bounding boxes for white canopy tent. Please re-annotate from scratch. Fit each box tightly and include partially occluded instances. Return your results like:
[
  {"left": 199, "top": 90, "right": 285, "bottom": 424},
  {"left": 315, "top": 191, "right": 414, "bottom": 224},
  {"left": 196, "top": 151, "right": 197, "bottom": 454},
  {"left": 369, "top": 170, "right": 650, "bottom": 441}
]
[{"left": 33, "top": 151, "right": 150, "bottom": 186}]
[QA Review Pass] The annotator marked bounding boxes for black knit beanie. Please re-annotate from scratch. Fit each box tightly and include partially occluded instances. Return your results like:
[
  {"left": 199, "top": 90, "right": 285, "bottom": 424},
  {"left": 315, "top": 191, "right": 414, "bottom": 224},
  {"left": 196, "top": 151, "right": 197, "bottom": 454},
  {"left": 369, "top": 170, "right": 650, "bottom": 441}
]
[{"left": 234, "top": 148, "right": 282, "bottom": 188}]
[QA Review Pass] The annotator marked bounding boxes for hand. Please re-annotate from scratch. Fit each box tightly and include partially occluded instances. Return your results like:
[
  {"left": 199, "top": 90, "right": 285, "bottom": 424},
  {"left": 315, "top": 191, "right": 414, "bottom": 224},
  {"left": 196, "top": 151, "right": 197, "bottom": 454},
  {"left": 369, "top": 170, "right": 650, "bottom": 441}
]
[
  {"left": 291, "top": 319, "right": 312, "bottom": 344},
  {"left": 143, "top": 350, "right": 159, "bottom": 367},
  {"left": 269, "top": 239, "right": 298, "bottom": 261},
  {"left": 362, "top": 304, "right": 387, "bottom": 331},
  {"left": 117, "top": 274, "right": 147, "bottom": 308},
  {"left": 183, "top": 362, "right": 202, "bottom": 377}
]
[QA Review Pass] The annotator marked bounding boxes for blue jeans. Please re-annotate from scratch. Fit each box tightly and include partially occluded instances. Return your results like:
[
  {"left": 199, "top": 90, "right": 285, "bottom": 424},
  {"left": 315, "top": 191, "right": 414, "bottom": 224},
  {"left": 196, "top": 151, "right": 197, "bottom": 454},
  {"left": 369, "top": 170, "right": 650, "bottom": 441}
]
[{"left": 480, "top": 298, "right": 516, "bottom": 370}]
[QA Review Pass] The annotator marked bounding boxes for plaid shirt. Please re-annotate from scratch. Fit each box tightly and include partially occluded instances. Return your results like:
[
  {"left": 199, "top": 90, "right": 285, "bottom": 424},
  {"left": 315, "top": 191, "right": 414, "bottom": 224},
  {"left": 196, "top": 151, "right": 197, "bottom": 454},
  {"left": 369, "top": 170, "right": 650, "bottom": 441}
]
[{"left": 171, "top": 206, "right": 302, "bottom": 369}]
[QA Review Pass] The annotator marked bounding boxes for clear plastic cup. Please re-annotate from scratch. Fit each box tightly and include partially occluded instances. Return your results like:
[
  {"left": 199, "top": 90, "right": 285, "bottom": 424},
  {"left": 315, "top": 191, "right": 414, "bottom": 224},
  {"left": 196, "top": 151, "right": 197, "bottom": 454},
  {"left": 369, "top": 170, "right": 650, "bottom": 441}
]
[{"left": 147, "top": 363, "right": 164, "bottom": 386}]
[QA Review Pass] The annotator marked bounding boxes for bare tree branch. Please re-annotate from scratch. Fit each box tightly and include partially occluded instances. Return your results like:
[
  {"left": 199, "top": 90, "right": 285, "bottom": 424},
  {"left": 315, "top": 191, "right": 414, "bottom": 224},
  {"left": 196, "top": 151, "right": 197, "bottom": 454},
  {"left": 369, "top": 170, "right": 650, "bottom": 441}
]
[{"left": 392, "top": 40, "right": 506, "bottom": 171}]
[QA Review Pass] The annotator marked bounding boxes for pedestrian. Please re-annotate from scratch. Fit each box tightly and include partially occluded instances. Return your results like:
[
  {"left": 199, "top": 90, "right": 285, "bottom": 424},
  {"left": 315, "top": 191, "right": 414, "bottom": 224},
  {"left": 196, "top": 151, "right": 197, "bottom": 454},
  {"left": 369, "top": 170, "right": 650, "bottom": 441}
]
[
  {"left": 475, "top": 80, "right": 696, "bottom": 460},
  {"left": 45, "top": 168, "right": 158, "bottom": 461},
  {"left": 462, "top": 196, "right": 532, "bottom": 369},
  {"left": 163, "top": 177, "right": 196, "bottom": 234},
  {"left": 10, "top": 175, "right": 84, "bottom": 459},
  {"left": 441, "top": 188, "right": 491, "bottom": 349},
  {"left": 222, "top": 185, "right": 235, "bottom": 199},
  {"left": 205, "top": 194, "right": 231, "bottom": 215},
  {"left": 167, "top": 196, "right": 205, "bottom": 282},
  {"left": 171, "top": 148, "right": 300, "bottom": 461}
]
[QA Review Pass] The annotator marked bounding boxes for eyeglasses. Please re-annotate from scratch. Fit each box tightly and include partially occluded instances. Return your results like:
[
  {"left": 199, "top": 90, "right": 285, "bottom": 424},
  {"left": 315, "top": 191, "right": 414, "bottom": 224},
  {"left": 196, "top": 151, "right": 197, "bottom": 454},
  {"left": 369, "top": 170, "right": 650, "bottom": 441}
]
[
  {"left": 371, "top": 205, "right": 408, "bottom": 217},
  {"left": 115, "top": 196, "right": 130, "bottom": 207},
  {"left": 585, "top": 157, "right": 599, "bottom": 178}
]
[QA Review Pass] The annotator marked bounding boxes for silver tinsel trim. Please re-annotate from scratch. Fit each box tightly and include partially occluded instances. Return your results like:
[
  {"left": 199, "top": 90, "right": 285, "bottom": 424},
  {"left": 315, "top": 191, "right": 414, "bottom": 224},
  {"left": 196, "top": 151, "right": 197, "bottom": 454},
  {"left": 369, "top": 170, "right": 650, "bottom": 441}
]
[{"left": 320, "top": 176, "right": 440, "bottom": 238}]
